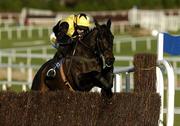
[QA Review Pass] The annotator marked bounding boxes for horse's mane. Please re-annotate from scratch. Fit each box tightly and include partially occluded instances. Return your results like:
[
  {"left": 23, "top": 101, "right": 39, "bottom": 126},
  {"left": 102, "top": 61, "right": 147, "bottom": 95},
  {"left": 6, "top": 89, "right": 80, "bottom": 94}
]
[{"left": 83, "top": 27, "right": 97, "bottom": 39}]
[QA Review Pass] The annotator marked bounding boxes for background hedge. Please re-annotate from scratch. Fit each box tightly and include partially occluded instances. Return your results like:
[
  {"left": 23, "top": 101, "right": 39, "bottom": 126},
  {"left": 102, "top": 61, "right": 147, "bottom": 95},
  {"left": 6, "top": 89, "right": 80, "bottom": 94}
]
[{"left": 0, "top": 0, "right": 179, "bottom": 12}]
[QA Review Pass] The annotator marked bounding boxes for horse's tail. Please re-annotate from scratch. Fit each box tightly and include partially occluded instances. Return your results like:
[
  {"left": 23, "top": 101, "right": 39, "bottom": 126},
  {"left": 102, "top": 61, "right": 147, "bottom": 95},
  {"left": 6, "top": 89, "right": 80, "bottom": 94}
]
[{"left": 31, "top": 59, "right": 54, "bottom": 90}]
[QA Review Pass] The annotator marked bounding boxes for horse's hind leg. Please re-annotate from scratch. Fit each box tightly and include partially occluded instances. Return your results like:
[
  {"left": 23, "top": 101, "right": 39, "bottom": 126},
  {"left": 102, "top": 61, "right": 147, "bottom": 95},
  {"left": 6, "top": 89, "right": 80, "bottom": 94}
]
[
  {"left": 95, "top": 74, "right": 113, "bottom": 90},
  {"left": 31, "top": 75, "right": 49, "bottom": 92},
  {"left": 31, "top": 71, "right": 41, "bottom": 90},
  {"left": 40, "top": 83, "right": 49, "bottom": 93},
  {"left": 95, "top": 73, "right": 113, "bottom": 98},
  {"left": 31, "top": 65, "right": 50, "bottom": 92}
]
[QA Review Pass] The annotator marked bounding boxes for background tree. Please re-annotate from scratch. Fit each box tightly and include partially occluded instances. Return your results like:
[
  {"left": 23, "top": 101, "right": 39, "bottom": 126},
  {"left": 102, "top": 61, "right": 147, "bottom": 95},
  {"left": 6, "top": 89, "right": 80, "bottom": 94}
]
[{"left": 0, "top": 0, "right": 179, "bottom": 12}]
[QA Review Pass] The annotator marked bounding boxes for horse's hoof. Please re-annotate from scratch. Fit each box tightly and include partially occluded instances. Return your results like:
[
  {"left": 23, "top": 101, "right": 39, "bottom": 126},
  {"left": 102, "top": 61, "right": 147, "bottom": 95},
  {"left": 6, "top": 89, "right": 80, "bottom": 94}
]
[{"left": 46, "top": 68, "right": 56, "bottom": 78}]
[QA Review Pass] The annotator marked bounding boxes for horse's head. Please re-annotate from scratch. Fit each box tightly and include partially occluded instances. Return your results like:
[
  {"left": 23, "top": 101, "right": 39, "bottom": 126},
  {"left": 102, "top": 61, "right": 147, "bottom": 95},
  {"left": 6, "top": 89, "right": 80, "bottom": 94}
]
[
  {"left": 95, "top": 19, "right": 115, "bottom": 68},
  {"left": 78, "top": 19, "right": 114, "bottom": 68}
]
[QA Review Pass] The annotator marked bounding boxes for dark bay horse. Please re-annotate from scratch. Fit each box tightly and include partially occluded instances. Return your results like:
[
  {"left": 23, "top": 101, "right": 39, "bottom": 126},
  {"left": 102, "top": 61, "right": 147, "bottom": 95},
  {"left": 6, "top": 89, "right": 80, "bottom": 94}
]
[{"left": 31, "top": 19, "right": 115, "bottom": 96}]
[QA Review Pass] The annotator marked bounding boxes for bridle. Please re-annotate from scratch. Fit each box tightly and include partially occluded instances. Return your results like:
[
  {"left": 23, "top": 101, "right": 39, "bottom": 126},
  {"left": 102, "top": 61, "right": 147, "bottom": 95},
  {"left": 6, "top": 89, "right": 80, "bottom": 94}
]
[
  {"left": 75, "top": 29, "right": 112, "bottom": 69},
  {"left": 96, "top": 37, "right": 107, "bottom": 69},
  {"left": 95, "top": 27, "right": 114, "bottom": 69}
]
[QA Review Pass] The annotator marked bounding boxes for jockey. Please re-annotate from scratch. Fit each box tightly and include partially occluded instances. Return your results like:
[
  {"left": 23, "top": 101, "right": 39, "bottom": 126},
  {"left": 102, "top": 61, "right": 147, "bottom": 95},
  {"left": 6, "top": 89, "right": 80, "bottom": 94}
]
[{"left": 47, "top": 13, "right": 95, "bottom": 77}]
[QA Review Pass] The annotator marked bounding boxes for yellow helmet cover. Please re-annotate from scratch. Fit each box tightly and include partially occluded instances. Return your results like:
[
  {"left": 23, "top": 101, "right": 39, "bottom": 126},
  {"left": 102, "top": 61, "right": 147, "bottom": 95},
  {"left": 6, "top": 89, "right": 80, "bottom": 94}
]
[
  {"left": 76, "top": 13, "right": 91, "bottom": 27},
  {"left": 60, "top": 15, "right": 76, "bottom": 37}
]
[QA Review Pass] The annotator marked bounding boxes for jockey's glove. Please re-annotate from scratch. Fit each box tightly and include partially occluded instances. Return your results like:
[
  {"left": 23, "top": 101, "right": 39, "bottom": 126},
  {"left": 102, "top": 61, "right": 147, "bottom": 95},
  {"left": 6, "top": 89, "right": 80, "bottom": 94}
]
[
  {"left": 72, "top": 35, "right": 80, "bottom": 42},
  {"left": 50, "top": 32, "right": 57, "bottom": 44}
]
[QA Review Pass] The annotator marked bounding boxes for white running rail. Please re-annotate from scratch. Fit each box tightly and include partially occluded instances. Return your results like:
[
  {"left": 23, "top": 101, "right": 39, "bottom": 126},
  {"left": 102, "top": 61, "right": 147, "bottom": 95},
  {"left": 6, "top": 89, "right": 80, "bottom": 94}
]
[{"left": 156, "top": 32, "right": 175, "bottom": 126}]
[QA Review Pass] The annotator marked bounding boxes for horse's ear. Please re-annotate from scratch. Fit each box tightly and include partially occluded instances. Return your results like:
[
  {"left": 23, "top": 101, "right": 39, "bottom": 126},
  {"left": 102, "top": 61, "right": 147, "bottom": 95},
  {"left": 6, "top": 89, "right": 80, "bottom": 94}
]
[
  {"left": 94, "top": 19, "right": 100, "bottom": 27},
  {"left": 90, "top": 28, "right": 98, "bottom": 39},
  {"left": 107, "top": 19, "right": 111, "bottom": 29}
]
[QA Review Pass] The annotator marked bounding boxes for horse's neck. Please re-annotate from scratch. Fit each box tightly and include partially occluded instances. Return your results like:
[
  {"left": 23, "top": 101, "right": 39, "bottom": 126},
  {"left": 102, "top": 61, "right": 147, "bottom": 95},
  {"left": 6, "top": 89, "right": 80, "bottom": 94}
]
[
  {"left": 76, "top": 31, "right": 97, "bottom": 58},
  {"left": 75, "top": 43, "right": 95, "bottom": 58}
]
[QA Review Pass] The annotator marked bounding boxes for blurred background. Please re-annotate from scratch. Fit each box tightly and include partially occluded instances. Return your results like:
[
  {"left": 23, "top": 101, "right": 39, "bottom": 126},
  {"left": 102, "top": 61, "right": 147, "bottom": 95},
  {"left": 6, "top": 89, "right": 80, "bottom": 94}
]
[
  {"left": 0, "top": 0, "right": 179, "bottom": 32},
  {"left": 0, "top": 0, "right": 180, "bottom": 98},
  {"left": 0, "top": 0, "right": 180, "bottom": 124}
]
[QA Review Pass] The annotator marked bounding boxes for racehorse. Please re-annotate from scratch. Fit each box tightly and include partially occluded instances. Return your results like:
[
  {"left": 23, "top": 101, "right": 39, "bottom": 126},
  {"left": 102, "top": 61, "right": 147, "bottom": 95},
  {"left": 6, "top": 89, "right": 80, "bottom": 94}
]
[{"left": 31, "top": 19, "right": 115, "bottom": 97}]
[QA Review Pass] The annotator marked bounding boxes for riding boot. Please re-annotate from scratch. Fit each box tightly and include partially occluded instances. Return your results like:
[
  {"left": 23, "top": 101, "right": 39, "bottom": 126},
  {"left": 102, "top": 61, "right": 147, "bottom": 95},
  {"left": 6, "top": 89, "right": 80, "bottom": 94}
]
[{"left": 100, "top": 77, "right": 113, "bottom": 89}]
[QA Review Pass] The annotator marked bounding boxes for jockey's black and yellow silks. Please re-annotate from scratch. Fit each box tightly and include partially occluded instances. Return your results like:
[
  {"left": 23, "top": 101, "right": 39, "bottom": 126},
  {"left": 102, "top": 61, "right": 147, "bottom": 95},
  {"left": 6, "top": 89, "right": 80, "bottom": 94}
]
[
  {"left": 52, "top": 15, "right": 79, "bottom": 44},
  {"left": 52, "top": 14, "right": 93, "bottom": 45},
  {"left": 76, "top": 14, "right": 91, "bottom": 27},
  {"left": 60, "top": 15, "right": 76, "bottom": 37},
  {"left": 53, "top": 22, "right": 70, "bottom": 44}
]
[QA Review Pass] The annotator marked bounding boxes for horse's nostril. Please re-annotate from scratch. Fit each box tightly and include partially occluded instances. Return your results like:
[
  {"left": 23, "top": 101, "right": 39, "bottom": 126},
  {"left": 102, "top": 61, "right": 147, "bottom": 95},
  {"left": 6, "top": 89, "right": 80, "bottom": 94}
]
[
  {"left": 111, "top": 58, "right": 115, "bottom": 62},
  {"left": 108, "top": 61, "right": 112, "bottom": 65}
]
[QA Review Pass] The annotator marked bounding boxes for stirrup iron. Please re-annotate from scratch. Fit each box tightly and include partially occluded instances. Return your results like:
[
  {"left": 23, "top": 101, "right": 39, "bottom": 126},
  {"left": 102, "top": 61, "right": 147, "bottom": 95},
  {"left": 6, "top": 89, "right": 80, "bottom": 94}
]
[{"left": 47, "top": 68, "right": 56, "bottom": 77}]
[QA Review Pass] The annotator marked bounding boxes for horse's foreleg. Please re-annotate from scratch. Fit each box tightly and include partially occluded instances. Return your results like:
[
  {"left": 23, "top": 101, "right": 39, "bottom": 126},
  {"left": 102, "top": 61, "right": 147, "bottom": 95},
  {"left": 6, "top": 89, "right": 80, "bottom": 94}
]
[
  {"left": 104, "top": 71, "right": 114, "bottom": 87},
  {"left": 98, "top": 72, "right": 114, "bottom": 98},
  {"left": 95, "top": 73, "right": 113, "bottom": 90}
]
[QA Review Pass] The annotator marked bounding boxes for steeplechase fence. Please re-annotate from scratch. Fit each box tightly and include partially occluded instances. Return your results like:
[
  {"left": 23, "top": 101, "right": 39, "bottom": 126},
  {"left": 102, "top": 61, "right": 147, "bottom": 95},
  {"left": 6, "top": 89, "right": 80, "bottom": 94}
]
[
  {"left": 0, "top": 53, "right": 175, "bottom": 126},
  {"left": 0, "top": 32, "right": 178, "bottom": 125},
  {"left": 0, "top": 53, "right": 162, "bottom": 126}
]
